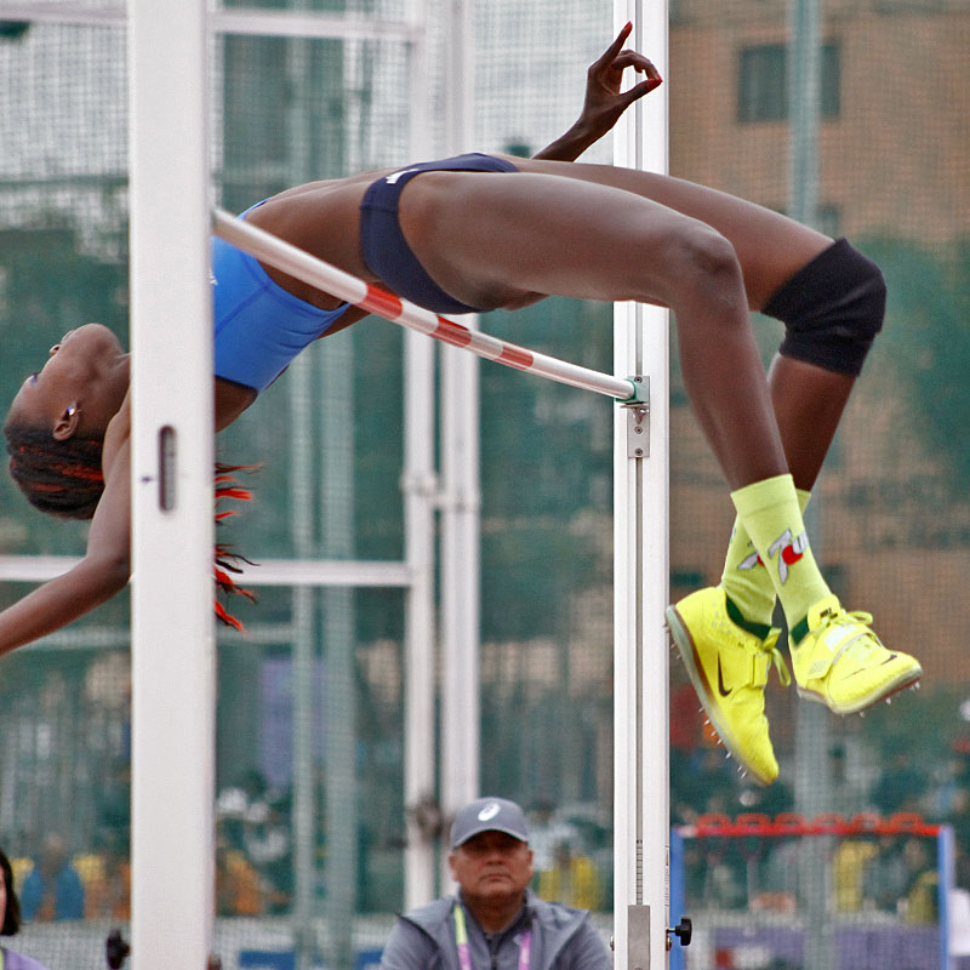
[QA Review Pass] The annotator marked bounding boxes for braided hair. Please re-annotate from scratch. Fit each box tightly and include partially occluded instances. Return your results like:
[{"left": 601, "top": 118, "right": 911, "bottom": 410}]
[
  {"left": 3, "top": 421, "right": 257, "bottom": 630},
  {"left": 4, "top": 421, "right": 104, "bottom": 520},
  {"left": 214, "top": 464, "right": 257, "bottom": 631}
]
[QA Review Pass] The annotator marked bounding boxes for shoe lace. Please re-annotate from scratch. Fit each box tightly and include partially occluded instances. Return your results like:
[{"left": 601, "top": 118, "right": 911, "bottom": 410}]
[
  {"left": 821, "top": 608, "right": 884, "bottom": 667},
  {"left": 762, "top": 629, "right": 792, "bottom": 687}
]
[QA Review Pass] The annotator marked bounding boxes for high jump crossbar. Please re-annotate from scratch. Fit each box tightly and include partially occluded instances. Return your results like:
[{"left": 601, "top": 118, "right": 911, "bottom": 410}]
[{"left": 212, "top": 208, "right": 647, "bottom": 404}]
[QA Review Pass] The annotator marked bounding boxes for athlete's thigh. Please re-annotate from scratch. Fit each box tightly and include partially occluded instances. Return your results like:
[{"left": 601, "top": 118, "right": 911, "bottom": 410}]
[
  {"left": 399, "top": 170, "right": 710, "bottom": 310},
  {"left": 517, "top": 159, "right": 832, "bottom": 310}
]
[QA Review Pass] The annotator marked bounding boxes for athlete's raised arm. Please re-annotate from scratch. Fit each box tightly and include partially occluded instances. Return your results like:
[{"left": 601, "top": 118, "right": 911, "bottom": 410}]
[
  {"left": 0, "top": 402, "right": 132, "bottom": 657},
  {"left": 533, "top": 22, "right": 662, "bottom": 162}
]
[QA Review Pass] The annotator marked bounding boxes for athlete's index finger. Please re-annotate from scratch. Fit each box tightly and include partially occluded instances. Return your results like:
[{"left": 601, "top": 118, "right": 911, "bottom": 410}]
[{"left": 593, "top": 21, "right": 633, "bottom": 68}]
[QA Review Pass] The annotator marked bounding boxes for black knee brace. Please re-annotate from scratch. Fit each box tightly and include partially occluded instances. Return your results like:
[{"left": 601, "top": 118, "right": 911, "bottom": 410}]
[{"left": 763, "top": 238, "right": 886, "bottom": 377}]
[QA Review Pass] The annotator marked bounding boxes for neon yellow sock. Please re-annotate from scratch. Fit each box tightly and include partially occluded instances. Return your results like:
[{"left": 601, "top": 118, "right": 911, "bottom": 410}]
[
  {"left": 720, "top": 488, "right": 811, "bottom": 630},
  {"left": 730, "top": 475, "right": 828, "bottom": 637}
]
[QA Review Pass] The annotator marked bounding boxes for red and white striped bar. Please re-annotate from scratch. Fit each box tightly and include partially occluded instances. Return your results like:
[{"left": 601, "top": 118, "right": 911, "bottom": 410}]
[{"left": 213, "top": 208, "right": 644, "bottom": 403}]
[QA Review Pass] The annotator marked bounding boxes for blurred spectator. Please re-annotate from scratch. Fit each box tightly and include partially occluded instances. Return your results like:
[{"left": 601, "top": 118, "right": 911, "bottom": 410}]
[
  {"left": 19, "top": 835, "right": 84, "bottom": 922},
  {"left": 671, "top": 746, "right": 738, "bottom": 825},
  {"left": 215, "top": 774, "right": 272, "bottom": 915},
  {"left": 832, "top": 838, "right": 880, "bottom": 913},
  {"left": 927, "top": 739, "right": 970, "bottom": 821},
  {"left": 825, "top": 743, "right": 868, "bottom": 816},
  {"left": 862, "top": 835, "right": 937, "bottom": 920},
  {"left": 243, "top": 795, "right": 292, "bottom": 914},
  {"left": 97, "top": 760, "right": 132, "bottom": 850},
  {"left": 216, "top": 836, "right": 263, "bottom": 917},
  {"left": 0, "top": 846, "right": 52, "bottom": 969},
  {"left": 537, "top": 839, "right": 603, "bottom": 910},
  {"left": 757, "top": 838, "right": 800, "bottom": 912},
  {"left": 870, "top": 749, "right": 925, "bottom": 815},
  {"left": 76, "top": 833, "right": 130, "bottom": 920}
]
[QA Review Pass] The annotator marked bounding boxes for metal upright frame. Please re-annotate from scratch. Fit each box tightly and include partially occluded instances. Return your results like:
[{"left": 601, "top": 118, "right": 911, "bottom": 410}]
[
  {"left": 612, "top": 1, "right": 671, "bottom": 968},
  {"left": 128, "top": 1, "right": 214, "bottom": 966}
]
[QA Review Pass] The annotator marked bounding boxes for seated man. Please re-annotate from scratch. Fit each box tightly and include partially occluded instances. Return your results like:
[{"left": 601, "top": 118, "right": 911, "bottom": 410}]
[{"left": 380, "top": 797, "right": 609, "bottom": 970}]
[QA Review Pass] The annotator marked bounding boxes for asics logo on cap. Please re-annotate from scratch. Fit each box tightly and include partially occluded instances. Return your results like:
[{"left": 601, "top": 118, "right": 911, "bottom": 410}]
[{"left": 478, "top": 802, "right": 502, "bottom": 822}]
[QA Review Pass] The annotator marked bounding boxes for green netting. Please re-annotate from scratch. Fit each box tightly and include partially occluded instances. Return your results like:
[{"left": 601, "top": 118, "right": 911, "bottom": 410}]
[{"left": 1, "top": 1, "right": 970, "bottom": 968}]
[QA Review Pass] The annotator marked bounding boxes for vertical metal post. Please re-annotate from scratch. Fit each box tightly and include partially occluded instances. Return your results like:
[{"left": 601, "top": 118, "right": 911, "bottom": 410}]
[
  {"left": 440, "top": 0, "right": 480, "bottom": 891},
  {"left": 788, "top": 4, "right": 831, "bottom": 968},
  {"left": 788, "top": 0, "right": 821, "bottom": 228},
  {"left": 128, "top": 0, "right": 214, "bottom": 966},
  {"left": 613, "top": 1, "right": 670, "bottom": 968},
  {"left": 322, "top": 334, "right": 359, "bottom": 970},
  {"left": 285, "top": 22, "right": 321, "bottom": 969},
  {"left": 403, "top": 0, "right": 439, "bottom": 911},
  {"left": 289, "top": 353, "right": 318, "bottom": 970}
]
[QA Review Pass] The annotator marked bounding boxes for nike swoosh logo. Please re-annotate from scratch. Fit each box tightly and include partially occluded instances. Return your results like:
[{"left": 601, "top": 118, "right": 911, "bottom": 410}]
[
  {"left": 718, "top": 655, "right": 732, "bottom": 697},
  {"left": 843, "top": 654, "right": 900, "bottom": 680}
]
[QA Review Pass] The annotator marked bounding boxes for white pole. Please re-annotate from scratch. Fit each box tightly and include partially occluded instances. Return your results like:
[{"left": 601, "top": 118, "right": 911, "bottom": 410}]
[
  {"left": 613, "top": 0, "right": 670, "bottom": 968},
  {"left": 788, "top": 4, "right": 831, "bottom": 968},
  {"left": 128, "top": 0, "right": 214, "bottom": 967},
  {"left": 403, "top": 0, "right": 438, "bottom": 910},
  {"left": 440, "top": 0, "right": 480, "bottom": 893}
]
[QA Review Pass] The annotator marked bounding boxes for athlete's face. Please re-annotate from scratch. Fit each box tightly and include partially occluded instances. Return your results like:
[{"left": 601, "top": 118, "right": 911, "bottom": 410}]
[
  {"left": 448, "top": 830, "right": 534, "bottom": 904},
  {"left": 7, "top": 323, "right": 129, "bottom": 437}
]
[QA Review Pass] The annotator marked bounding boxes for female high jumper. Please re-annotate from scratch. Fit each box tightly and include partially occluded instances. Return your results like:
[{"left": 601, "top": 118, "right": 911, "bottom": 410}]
[{"left": 3, "top": 24, "right": 920, "bottom": 785}]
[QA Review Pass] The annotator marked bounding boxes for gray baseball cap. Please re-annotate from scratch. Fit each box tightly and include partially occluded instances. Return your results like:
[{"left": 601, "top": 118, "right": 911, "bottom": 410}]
[{"left": 450, "top": 797, "right": 529, "bottom": 848}]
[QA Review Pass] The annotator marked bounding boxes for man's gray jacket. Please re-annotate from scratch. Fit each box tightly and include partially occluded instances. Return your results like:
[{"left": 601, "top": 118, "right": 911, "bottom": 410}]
[{"left": 379, "top": 890, "right": 610, "bottom": 970}]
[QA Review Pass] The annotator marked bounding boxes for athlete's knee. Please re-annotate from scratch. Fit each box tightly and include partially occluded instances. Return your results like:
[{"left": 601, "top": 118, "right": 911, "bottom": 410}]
[
  {"left": 666, "top": 225, "right": 743, "bottom": 302},
  {"left": 765, "top": 238, "right": 886, "bottom": 377}
]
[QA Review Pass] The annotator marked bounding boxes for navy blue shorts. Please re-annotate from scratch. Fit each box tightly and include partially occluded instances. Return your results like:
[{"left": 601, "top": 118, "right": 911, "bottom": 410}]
[{"left": 359, "top": 153, "right": 519, "bottom": 314}]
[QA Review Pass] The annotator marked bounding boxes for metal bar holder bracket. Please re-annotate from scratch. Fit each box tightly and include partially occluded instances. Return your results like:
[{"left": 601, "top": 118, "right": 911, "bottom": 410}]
[
  {"left": 623, "top": 376, "right": 650, "bottom": 459},
  {"left": 628, "top": 904, "right": 651, "bottom": 970}
]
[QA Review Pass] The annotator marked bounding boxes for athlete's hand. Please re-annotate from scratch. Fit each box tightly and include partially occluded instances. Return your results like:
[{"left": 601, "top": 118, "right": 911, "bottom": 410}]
[
  {"left": 580, "top": 22, "right": 662, "bottom": 137},
  {"left": 532, "top": 24, "right": 662, "bottom": 161}
]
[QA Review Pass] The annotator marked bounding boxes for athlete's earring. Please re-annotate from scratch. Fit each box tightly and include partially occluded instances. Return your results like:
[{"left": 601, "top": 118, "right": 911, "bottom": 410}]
[{"left": 53, "top": 402, "right": 81, "bottom": 441}]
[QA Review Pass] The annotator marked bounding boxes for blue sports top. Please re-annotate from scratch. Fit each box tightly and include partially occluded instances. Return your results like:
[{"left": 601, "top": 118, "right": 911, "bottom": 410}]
[{"left": 212, "top": 204, "right": 351, "bottom": 393}]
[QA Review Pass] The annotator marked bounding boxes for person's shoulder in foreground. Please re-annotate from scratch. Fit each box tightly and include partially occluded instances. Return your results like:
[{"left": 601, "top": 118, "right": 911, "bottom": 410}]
[{"left": 2, "top": 945, "right": 52, "bottom": 970}]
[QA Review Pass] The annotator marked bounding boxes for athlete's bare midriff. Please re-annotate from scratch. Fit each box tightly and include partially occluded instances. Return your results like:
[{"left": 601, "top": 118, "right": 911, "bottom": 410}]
[
  {"left": 241, "top": 159, "right": 539, "bottom": 313},
  {"left": 243, "top": 170, "right": 399, "bottom": 310}
]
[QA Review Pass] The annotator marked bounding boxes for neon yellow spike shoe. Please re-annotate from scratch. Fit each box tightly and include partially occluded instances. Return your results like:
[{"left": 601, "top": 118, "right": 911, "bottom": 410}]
[
  {"left": 789, "top": 594, "right": 922, "bottom": 715},
  {"left": 666, "top": 587, "right": 791, "bottom": 786}
]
